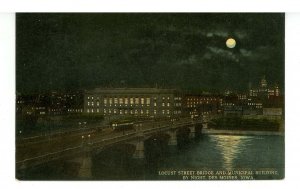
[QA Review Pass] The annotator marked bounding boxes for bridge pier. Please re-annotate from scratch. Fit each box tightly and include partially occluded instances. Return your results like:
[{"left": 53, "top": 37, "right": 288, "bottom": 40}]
[
  {"left": 189, "top": 125, "right": 195, "bottom": 139},
  {"left": 168, "top": 130, "right": 177, "bottom": 146},
  {"left": 133, "top": 134, "right": 145, "bottom": 159},
  {"left": 78, "top": 152, "right": 93, "bottom": 179}
]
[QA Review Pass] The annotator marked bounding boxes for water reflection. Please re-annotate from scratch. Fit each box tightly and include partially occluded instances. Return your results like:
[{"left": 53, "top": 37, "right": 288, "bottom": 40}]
[{"left": 210, "top": 135, "right": 254, "bottom": 170}]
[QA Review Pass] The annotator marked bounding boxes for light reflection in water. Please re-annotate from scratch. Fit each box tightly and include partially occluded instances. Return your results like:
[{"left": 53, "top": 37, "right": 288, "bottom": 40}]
[{"left": 210, "top": 135, "right": 254, "bottom": 170}]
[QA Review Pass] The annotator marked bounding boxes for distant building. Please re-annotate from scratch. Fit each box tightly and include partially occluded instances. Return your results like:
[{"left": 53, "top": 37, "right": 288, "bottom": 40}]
[
  {"left": 249, "top": 76, "right": 280, "bottom": 99},
  {"left": 182, "top": 94, "right": 222, "bottom": 118},
  {"left": 84, "top": 88, "right": 182, "bottom": 117}
]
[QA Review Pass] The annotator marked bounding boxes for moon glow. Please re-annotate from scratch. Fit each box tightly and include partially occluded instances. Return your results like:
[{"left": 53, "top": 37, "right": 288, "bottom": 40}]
[{"left": 226, "top": 38, "right": 236, "bottom": 48}]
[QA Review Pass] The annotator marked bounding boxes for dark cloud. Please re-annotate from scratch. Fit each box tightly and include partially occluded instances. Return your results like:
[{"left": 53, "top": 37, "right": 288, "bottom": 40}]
[{"left": 16, "top": 13, "right": 284, "bottom": 93}]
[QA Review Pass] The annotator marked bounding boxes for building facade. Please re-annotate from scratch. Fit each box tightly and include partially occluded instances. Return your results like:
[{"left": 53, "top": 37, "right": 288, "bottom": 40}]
[
  {"left": 84, "top": 88, "right": 182, "bottom": 117},
  {"left": 182, "top": 94, "right": 222, "bottom": 118}
]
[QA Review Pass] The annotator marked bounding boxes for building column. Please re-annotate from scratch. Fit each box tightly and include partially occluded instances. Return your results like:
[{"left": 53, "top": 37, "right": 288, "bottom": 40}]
[
  {"left": 189, "top": 125, "right": 195, "bottom": 139},
  {"left": 168, "top": 130, "right": 177, "bottom": 146}
]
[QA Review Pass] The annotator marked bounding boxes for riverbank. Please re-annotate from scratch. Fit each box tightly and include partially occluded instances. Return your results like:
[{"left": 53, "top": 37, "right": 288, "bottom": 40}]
[{"left": 202, "top": 128, "right": 284, "bottom": 136}]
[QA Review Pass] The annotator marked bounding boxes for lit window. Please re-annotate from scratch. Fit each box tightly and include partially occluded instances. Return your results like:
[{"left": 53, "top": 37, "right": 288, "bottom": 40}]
[
  {"left": 167, "top": 110, "right": 170, "bottom": 114},
  {"left": 97, "top": 101, "right": 99, "bottom": 106},
  {"left": 104, "top": 109, "right": 107, "bottom": 113},
  {"left": 88, "top": 96, "right": 90, "bottom": 100},
  {"left": 91, "top": 109, "right": 94, "bottom": 113},
  {"left": 114, "top": 98, "right": 118, "bottom": 104},
  {"left": 154, "top": 102, "right": 157, "bottom": 106},
  {"left": 135, "top": 98, "right": 139, "bottom": 104},
  {"left": 97, "top": 108, "right": 99, "bottom": 113},
  {"left": 109, "top": 98, "right": 112, "bottom": 104},
  {"left": 119, "top": 98, "right": 123, "bottom": 104},
  {"left": 91, "top": 102, "right": 94, "bottom": 106},
  {"left": 109, "top": 109, "right": 111, "bottom": 114},
  {"left": 104, "top": 98, "right": 107, "bottom": 105},
  {"left": 91, "top": 96, "right": 94, "bottom": 100},
  {"left": 141, "top": 110, "right": 143, "bottom": 114},
  {"left": 130, "top": 98, "right": 134, "bottom": 105},
  {"left": 88, "top": 102, "right": 90, "bottom": 106},
  {"left": 141, "top": 98, "right": 144, "bottom": 104},
  {"left": 154, "top": 110, "right": 157, "bottom": 114},
  {"left": 125, "top": 110, "right": 128, "bottom": 114},
  {"left": 162, "top": 103, "right": 165, "bottom": 107},
  {"left": 135, "top": 110, "right": 138, "bottom": 114},
  {"left": 167, "top": 103, "right": 170, "bottom": 107},
  {"left": 162, "top": 110, "right": 165, "bottom": 114},
  {"left": 114, "top": 109, "right": 117, "bottom": 114},
  {"left": 146, "top": 98, "right": 150, "bottom": 105},
  {"left": 120, "top": 110, "right": 123, "bottom": 114},
  {"left": 167, "top": 97, "right": 170, "bottom": 100},
  {"left": 125, "top": 98, "right": 128, "bottom": 105}
]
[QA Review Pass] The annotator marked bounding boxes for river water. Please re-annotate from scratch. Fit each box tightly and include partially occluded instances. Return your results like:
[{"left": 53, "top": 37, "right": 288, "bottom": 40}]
[
  {"left": 21, "top": 134, "right": 284, "bottom": 180},
  {"left": 91, "top": 134, "right": 284, "bottom": 180}
]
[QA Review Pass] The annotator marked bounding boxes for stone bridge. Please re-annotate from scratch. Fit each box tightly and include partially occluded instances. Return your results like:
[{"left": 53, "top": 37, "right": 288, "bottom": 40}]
[{"left": 16, "top": 117, "right": 212, "bottom": 179}]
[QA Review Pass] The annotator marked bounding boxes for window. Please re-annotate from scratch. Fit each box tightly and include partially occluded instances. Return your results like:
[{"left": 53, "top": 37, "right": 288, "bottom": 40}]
[
  {"left": 154, "top": 110, "right": 157, "bottom": 114},
  {"left": 162, "top": 110, "right": 165, "bottom": 114},
  {"left": 97, "top": 101, "right": 99, "bottom": 106},
  {"left": 87, "top": 96, "right": 90, "bottom": 100},
  {"left": 87, "top": 109, "right": 90, "bottom": 113},
  {"left": 130, "top": 98, "right": 134, "bottom": 105},
  {"left": 91, "top": 109, "right": 94, "bottom": 113},
  {"left": 119, "top": 98, "right": 123, "bottom": 105},
  {"left": 87, "top": 102, "right": 90, "bottom": 106},
  {"left": 162, "top": 103, "right": 165, "bottom": 107},
  {"left": 167, "top": 110, "right": 170, "bottom": 114},
  {"left": 146, "top": 110, "right": 149, "bottom": 114},
  {"left": 154, "top": 102, "right": 157, "bottom": 107},
  {"left": 91, "top": 102, "right": 94, "bottom": 106},
  {"left": 109, "top": 98, "right": 112, "bottom": 104},
  {"left": 120, "top": 109, "right": 123, "bottom": 114},
  {"left": 135, "top": 98, "right": 139, "bottom": 104},
  {"left": 91, "top": 96, "right": 94, "bottom": 100},
  {"left": 141, "top": 98, "right": 144, "bottom": 105},
  {"left": 97, "top": 108, "right": 99, "bottom": 113},
  {"left": 167, "top": 103, "right": 170, "bottom": 107},
  {"left": 114, "top": 98, "right": 118, "bottom": 104},
  {"left": 104, "top": 98, "right": 107, "bottom": 105},
  {"left": 104, "top": 109, "right": 107, "bottom": 113},
  {"left": 141, "top": 110, "right": 143, "bottom": 114},
  {"left": 125, "top": 98, "right": 128, "bottom": 105},
  {"left": 114, "top": 109, "right": 117, "bottom": 114},
  {"left": 146, "top": 98, "right": 150, "bottom": 105}
]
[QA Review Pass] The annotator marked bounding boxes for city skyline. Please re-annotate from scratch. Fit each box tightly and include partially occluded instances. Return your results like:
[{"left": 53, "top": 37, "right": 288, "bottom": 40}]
[{"left": 17, "top": 13, "right": 284, "bottom": 94}]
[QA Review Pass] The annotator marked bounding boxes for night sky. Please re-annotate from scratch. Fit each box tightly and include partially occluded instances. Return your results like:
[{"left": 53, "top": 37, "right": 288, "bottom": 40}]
[{"left": 16, "top": 13, "right": 284, "bottom": 94}]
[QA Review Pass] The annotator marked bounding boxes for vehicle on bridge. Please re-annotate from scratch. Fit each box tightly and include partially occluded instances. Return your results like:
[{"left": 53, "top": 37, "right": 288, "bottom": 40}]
[{"left": 111, "top": 120, "right": 134, "bottom": 132}]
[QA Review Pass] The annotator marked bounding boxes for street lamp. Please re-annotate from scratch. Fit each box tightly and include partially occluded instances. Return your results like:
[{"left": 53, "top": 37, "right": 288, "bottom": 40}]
[{"left": 88, "top": 134, "right": 91, "bottom": 144}]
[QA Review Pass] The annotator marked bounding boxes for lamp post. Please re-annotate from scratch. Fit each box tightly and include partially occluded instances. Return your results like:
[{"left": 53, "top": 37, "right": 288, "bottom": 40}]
[
  {"left": 88, "top": 134, "right": 91, "bottom": 145},
  {"left": 81, "top": 135, "right": 85, "bottom": 147}
]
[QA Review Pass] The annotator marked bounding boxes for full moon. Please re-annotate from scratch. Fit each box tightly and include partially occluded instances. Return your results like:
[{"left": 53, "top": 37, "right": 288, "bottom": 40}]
[{"left": 226, "top": 38, "right": 236, "bottom": 48}]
